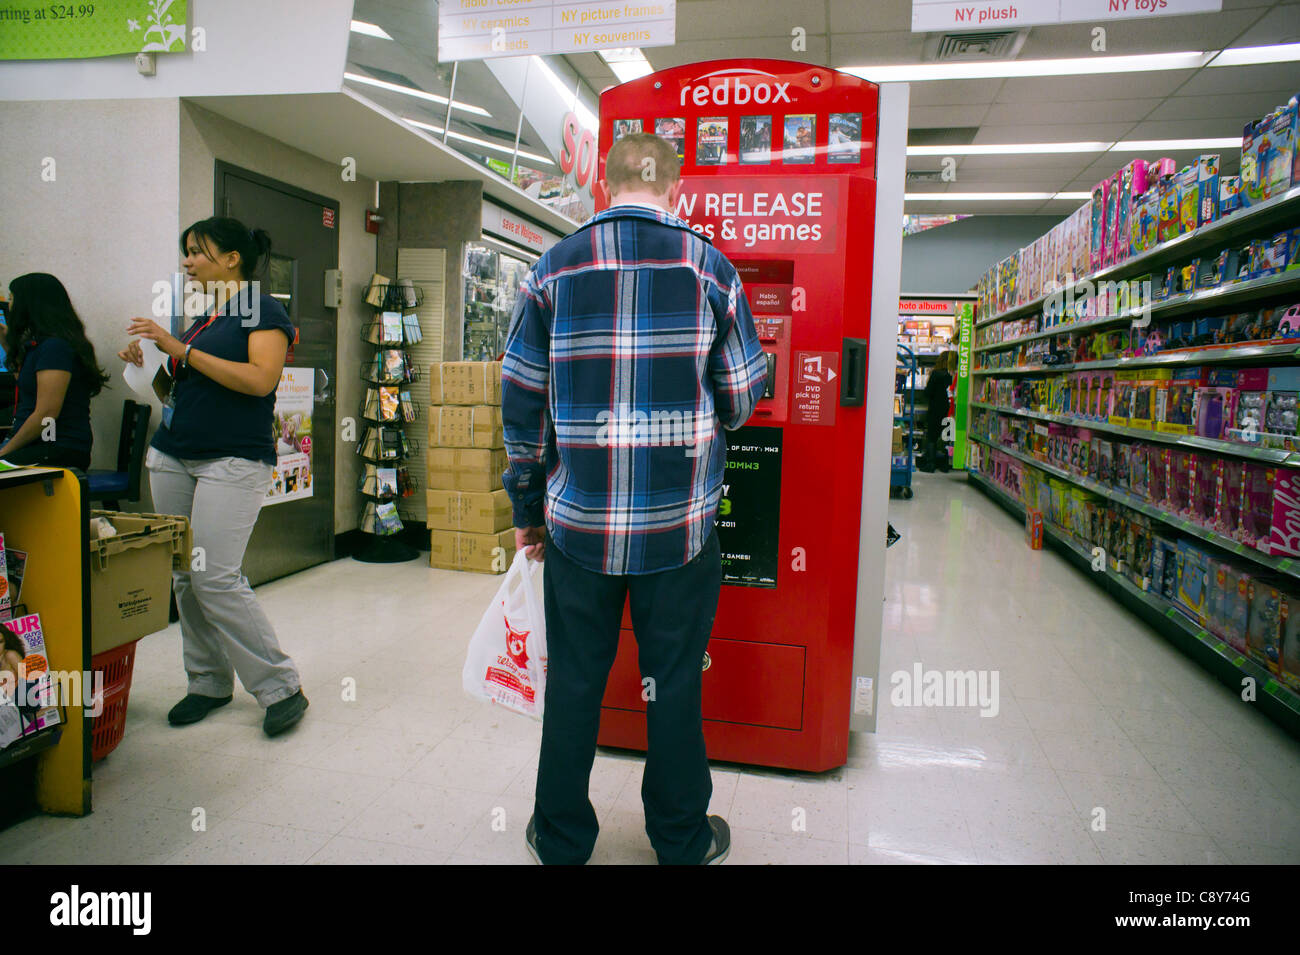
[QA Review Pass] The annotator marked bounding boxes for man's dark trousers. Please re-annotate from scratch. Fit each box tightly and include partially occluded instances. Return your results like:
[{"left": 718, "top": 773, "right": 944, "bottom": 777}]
[{"left": 533, "top": 530, "right": 721, "bottom": 865}]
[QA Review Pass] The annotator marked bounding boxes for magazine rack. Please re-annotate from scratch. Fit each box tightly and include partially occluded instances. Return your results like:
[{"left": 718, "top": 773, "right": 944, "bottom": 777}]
[
  {"left": 0, "top": 467, "right": 91, "bottom": 824},
  {"left": 355, "top": 279, "right": 424, "bottom": 564}
]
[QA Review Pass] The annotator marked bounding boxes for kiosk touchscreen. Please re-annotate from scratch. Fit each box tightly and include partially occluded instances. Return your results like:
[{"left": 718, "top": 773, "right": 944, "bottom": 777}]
[{"left": 595, "top": 60, "right": 881, "bottom": 772}]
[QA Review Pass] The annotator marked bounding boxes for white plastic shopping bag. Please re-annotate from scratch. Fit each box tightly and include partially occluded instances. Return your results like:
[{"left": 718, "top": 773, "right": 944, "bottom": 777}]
[{"left": 462, "top": 550, "right": 548, "bottom": 720}]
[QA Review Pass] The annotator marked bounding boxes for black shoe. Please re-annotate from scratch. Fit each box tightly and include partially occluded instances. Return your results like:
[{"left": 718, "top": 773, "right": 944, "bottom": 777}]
[
  {"left": 700, "top": 815, "right": 731, "bottom": 865},
  {"left": 526, "top": 815, "right": 541, "bottom": 864},
  {"left": 262, "top": 690, "right": 309, "bottom": 737},
  {"left": 167, "top": 693, "right": 233, "bottom": 726}
]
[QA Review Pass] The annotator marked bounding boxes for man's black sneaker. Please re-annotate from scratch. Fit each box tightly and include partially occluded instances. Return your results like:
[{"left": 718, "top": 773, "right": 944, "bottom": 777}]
[
  {"left": 167, "top": 693, "right": 233, "bottom": 726},
  {"left": 701, "top": 815, "right": 731, "bottom": 865},
  {"left": 526, "top": 815, "right": 541, "bottom": 864},
  {"left": 262, "top": 690, "right": 309, "bottom": 737}
]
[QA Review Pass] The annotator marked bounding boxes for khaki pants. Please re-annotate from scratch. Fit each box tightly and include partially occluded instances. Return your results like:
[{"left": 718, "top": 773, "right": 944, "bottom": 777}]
[{"left": 146, "top": 448, "right": 301, "bottom": 707}]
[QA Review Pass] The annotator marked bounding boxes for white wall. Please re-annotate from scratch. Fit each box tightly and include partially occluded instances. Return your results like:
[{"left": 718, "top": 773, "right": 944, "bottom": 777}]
[
  {"left": 179, "top": 101, "right": 377, "bottom": 533},
  {"left": 0, "top": 0, "right": 353, "bottom": 101},
  {"left": 0, "top": 98, "right": 181, "bottom": 477}
]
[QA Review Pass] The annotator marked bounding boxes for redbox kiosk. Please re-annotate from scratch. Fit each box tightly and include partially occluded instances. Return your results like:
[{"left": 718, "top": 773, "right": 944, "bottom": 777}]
[{"left": 595, "top": 60, "right": 882, "bottom": 772}]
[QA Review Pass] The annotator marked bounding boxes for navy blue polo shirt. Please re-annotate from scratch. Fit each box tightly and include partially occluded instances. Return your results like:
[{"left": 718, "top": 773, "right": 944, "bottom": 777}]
[
  {"left": 151, "top": 290, "right": 295, "bottom": 466},
  {"left": 9, "top": 337, "right": 95, "bottom": 457}
]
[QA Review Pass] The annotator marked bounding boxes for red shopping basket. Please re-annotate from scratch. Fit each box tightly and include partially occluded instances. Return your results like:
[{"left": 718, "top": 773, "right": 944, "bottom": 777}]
[{"left": 90, "top": 640, "right": 139, "bottom": 762}]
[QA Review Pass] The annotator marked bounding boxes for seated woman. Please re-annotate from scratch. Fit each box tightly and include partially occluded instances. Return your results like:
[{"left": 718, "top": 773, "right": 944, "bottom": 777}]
[{"left": 0, "top": 273, "right": 109, "bottom": 471}]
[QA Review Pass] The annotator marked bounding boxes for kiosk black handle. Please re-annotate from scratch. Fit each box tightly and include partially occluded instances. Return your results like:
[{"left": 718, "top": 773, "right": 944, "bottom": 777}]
[{"left": 840, "top": 337, "right": 866, "bottom": 406}]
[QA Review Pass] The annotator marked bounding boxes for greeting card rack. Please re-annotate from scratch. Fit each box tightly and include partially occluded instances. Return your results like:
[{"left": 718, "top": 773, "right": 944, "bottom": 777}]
[{"left": 355, "top": 277, "right": 425, "bottom": 564}]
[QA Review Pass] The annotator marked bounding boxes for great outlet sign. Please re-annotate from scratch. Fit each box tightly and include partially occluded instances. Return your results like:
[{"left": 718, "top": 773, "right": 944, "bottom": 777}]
[{"left": 911, "top": 0, "right": 1221, "bottom": 30}]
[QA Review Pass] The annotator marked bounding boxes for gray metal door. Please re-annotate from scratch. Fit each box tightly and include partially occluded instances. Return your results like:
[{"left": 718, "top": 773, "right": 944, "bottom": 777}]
[{"left": 216, "top": 162, "right": 337, "bottom": 584}]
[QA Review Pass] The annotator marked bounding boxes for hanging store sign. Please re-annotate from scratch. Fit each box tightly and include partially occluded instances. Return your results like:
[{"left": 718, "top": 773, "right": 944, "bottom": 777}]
[
  {"left": 899, "top": 299, "right": 953, "bottom": 314},
  {"left": 0, "top": 0, "right": 188, "bottom": 60},
  {"left": 952, "top": 300, "right": 974, "bottom": 470},
  {"left": 911, "top": 0, "right": 1220, "bottom": 31},
  {"left": 481, "top": 200, "right": 558, "bottom": 254},
  {"left": 438, "top": 0, "right": 676, "bottom": 62}
]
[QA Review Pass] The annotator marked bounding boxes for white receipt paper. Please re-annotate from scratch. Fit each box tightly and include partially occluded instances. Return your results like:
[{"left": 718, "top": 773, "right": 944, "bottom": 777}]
[{"left": 122, "top": 339, "right": 166, "bottom": 405}]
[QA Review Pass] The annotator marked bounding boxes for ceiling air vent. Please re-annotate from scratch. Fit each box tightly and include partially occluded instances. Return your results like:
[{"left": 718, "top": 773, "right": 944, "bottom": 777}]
[
  {"left": 922, "top": 29, "right": 1028, "bottom": 61},
  {"left": 906, "top": 170, "right": 945, "bottom": 183}
]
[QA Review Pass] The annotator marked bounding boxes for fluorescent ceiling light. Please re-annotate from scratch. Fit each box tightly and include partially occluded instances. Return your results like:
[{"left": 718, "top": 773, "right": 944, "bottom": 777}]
[
  {"left": 905, "top": 192, "right": 1057, "bottom": 201},
  {"left": 350, "top": 20, "right": 392, "bottom": 41},
  {"left": 907, "top": 137, "right": 1242, "bottom": 157},
  {"left": 908, "top": 142, "right": 1111, "bottom": 156},
  {"left": 343, "top": 71, "right": 491, "bottom": 118},
  {"left": 402, "top": 117, "right": 555, "bottom": 167},
  {"left": 848, "top": 50, "right": 1211, "bottom": 83},
  {"left": 904, "top": 192, "right": 1091, "bottom": 201},
  {"left": 1208, "top": 42, "right": 1300, "bottom": 67},
  {"left": 848, "top": 42, "right": 1300, "bottom": 83},
  {"left": 532, "top": 56, "right": 599, "bottom": 133},
  {"left": 1113, "top": 137, "right": 1242, "bottom": 151},
  {"left": 600, "top": 47, "right": 653, "bottom": 84}
]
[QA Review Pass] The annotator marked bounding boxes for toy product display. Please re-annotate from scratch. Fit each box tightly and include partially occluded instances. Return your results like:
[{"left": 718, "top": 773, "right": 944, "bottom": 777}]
[{"left": 1246, "top": 579, "right": 1283, "bottom": 670}]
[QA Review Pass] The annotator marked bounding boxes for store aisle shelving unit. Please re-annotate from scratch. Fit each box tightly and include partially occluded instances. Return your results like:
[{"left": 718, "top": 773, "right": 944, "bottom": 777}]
[
  {"left": 0, "top": 467, "right": 91, "bottom": 817},
  {"left": 965, "top": 182, "right": 1300, "bottom": 739}
]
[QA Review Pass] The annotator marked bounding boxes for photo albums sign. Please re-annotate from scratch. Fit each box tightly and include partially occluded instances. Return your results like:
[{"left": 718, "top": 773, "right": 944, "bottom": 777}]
[
  {"left": 438, "top": 0, "right": 675, "bottom": 61},
  {"left": 0, "top": 0, "right": 187, "bottom": 59}
]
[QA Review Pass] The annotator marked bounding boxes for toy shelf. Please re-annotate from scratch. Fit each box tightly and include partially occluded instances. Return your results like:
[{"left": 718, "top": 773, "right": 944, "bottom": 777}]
[
  {"left": 967, "top": 468, "right": 1300, "bottom": 738},
  {"left": 971, "top": 342, "right": 1300, "bottom": 377},
  {"left": 975, "top": 184, "right": 1300, "bottom": 329},
  {"left": 974, "top": 270, "right": 1300, "bottom": 359},
  {"left": 968, "top": 433, "right": 1300, "bottom": 584},
  {"left": 0, "top": 467, "right": 91, "bottom": 819},
  {"left": 970, "top": 401, "right": 1300, "bottom": 467}
]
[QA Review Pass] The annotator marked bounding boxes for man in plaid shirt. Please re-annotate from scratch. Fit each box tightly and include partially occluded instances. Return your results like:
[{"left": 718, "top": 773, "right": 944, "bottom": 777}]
[{"left": 502, "top": 133, "right": 767, "bottom": 865}]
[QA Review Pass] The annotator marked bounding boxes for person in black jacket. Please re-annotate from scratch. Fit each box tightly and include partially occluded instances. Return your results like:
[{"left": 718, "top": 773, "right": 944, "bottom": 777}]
[{"left": 918, "top": 350, "right": 957, "bottom": 473}]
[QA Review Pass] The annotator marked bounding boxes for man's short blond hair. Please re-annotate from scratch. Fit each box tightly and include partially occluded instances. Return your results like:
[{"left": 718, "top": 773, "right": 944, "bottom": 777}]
[{"left": 604, "top": 133, "right": 681, "bottom": 196}]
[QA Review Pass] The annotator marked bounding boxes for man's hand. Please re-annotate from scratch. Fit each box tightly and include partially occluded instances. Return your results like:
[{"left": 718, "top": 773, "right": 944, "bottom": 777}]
[{"left": 516, "top": 526, "right": 545, "bottom": 562}]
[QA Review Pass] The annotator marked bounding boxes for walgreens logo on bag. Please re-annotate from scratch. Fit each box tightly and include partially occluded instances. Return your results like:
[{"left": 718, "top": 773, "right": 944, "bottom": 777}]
[{"left": 463, "top": 552, "right": 548, "bottom": 720}]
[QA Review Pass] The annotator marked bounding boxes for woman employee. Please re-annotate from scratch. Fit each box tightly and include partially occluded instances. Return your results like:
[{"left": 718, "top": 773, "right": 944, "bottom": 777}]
[
  {"left": 0, "top": 273, "right": 109, "bottom": 470},
  {"left": 119, "top": 216, "right": 308, "bottom": 738}
]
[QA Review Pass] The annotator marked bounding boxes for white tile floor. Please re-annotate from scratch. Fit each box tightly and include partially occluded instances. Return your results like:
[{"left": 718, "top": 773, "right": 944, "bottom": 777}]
[{"left": 3, "top": 469, "right": 1299, "bottom": 864}]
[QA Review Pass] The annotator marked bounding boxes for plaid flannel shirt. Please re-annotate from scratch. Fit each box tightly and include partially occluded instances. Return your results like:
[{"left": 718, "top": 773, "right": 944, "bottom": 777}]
[{"left": 501, "top": 203, "right": 768, "bottom": 576}]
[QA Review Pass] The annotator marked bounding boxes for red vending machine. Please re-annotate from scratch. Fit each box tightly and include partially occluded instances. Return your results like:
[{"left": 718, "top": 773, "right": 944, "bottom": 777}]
[{"left": 596, "top": 60, "right": 881, "bottom": 772}]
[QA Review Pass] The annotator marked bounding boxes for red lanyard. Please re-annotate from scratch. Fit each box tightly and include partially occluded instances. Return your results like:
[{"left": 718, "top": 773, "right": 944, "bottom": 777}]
[{"left": 170, "top": 307, "right": 221, "bottom": 376}]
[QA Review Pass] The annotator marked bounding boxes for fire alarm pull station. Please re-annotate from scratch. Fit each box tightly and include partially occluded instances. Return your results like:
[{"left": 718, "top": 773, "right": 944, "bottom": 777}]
[{"left": 596, "top": 59, "right": 885, "bottom": 772}]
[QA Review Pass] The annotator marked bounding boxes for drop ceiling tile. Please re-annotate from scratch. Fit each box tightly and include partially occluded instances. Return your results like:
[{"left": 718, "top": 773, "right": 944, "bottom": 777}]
[
  {"left": 1148, "top": 90, "right": 1298, "bottom": 121},
  {"left": 950, "top": 154, "right": 1097, "bottom": 175},
  {"left": 827, "top": 32, "right": 926, "bottom": 66},
  {"left": 1017, "top": 11, "right": 1262, "bottom": 58},
  {"left": 981, "top": 98, "right": 1163, "bottom": 125},
  {"left": 996, "top": 71, "right": 1199, "bottom": 102},
  {"left": 647, "top": 37, "right": 830, "bottom": 67},
  {"left": 1126, "top": 118, "right": 1258, "bottom": 139},
  {"left": 906, "top": 78, "right": 1005, "bottom": 107},
  {"left": 975, "top": 122, "right": 1138, "bottom": 142},
  {"left": 1177, "top": 63, "right": 1300, "bottom": 96},
  {"left": 677, "top": 0, "right": 827, "bottom": 36},
  {"left": 908, "top": 104, "right": 993, "bottom": 127},
  {"left": 828, "top": 0, "right": 912, "bottom": 33},
  {"left": 1233, "top": 4, "right": 1300, "bottom": 44}
]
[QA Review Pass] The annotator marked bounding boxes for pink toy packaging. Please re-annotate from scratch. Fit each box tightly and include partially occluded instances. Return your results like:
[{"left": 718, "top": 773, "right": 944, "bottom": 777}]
[
  {"left": 1214, "top": 456, "right": 1245, "bottom": 534},
  {"left": 1129, "top": 443, "right": 1150, "bottom": 500},
  {"left": 1103, "top": 171, "right": 1122, "bottom": 268},
  {"left": 1167, "top": 449, "right": 1193, "bottom": 514},
  {"left": 1238, "top": 463, "right": 1276, "bottom": 549},
  {"left": 1149, "top": 446, "right": 1169, "bottom": 504},
  {"left": 1090, "top": 178, "right": 1108, "bottom": 272},
  {"left": 1195, "top": 386, "right": 1238, "bottom": 439},
  {"left": 1190, "top": 453, "right": 1218, "bottom": 526},
  {"left": 1266, "top": 467, "right": 1300, "bottom": 558}
]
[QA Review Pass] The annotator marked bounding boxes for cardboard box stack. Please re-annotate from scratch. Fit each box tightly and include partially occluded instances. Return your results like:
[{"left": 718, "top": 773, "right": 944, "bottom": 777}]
[{"left": 427, "top": 361, "right": 514, "bottom": 573}]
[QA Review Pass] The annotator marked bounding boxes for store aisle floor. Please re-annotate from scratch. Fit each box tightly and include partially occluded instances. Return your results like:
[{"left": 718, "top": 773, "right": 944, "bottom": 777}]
[{"left": 3, "top": 472, "right": 1298, "bottom": 864}]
